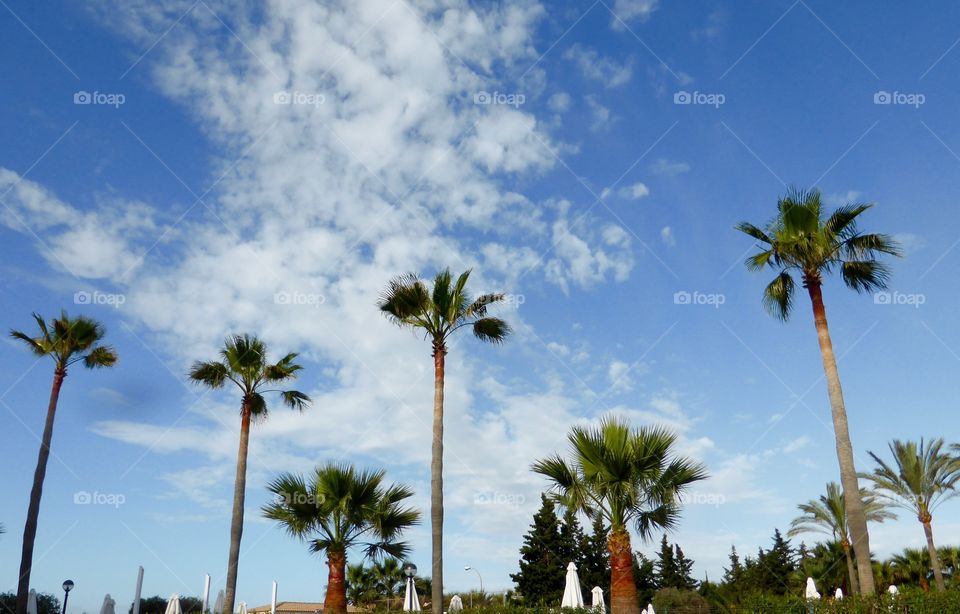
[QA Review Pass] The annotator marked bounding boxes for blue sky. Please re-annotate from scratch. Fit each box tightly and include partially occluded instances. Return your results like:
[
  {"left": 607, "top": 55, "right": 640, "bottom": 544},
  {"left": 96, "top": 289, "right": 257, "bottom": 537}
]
[{"left": 3, "top": 0, "right": 960, "bottom": 611}]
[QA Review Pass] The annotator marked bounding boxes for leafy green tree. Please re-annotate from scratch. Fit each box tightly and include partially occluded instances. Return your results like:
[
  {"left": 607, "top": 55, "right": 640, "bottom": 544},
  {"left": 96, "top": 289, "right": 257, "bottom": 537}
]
[
  {"left": 379, "top": 269, "right": 510, "bottom": 614},
  {"left": 10, "top": 312, "right": 118, "bottom": 614},
  {"left": 510, "top": 494, "right": 565, "bottom": 605},
  {"left": 1, "top": 592, "right": 60, "bottom": 614},
  {"left": 863, "top": 438, "right": 960, "bottom": 591},
  {"left": 737, "top": 189, "right": 900, "bottom": 594},
  {"left": 189, "top": 334, "right": 310, "bottom": 614},
  {"left": 580, "top": 515, "right": 611, "bottom": 597},
  {"left": 788, "top": 481, "right": 895, "bottom": 594},
  {"left": 632, "top": 553, "right": 657, "bottom": 607},
  {"left": 533, "top": 416, "right": 707, "bottom": 614},
  {"left": 263, "top": 463, "right": 420, "bottom": 614}
]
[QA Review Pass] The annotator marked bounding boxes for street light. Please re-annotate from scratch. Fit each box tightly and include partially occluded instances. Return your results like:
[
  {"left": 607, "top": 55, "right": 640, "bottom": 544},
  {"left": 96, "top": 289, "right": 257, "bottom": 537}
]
[
  {"left": 464, "top": 566, "right": 483, "bottom": 608},
  {"left": 61, "top": 580, "right": 74, "bottom": 614},
  {"left": 403, "top": 562, "right": 418, "bottom": 611}
]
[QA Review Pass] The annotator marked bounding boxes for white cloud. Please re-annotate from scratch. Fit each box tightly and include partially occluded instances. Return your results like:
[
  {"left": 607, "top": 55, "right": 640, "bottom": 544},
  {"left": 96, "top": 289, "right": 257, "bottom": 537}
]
[
  {"left": 585, "top": 95, "right": 616, "bottom": 132},
  {"left": 649, "top": 158, "right": 690, "bottom": 177},
  {"left": 782, "top": 435, "right": 812, "bottom": 454},
  {"left": 660, "top": 226, "right": 675, "bottom": 246},
  {"left": 563, "top": 44, "right": 633, "bottom": 88},
  {"left": 621, "top": 182, "right": 650, "bottom": 200},
  {"left": 548, "top": 92, "right": 571, "bottom": 113},
  {"left": 545, "top": 202, "right": 634, "bottom": 293},
  {"left": 610, "top": 0, "right": 659, "bottom": 26}
]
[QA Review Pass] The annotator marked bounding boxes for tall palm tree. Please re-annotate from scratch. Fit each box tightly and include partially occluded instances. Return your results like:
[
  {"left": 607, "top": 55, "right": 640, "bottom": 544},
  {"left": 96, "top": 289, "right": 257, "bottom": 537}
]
[
  {"left": 262, "top": 463, "right": 420, "bottom": 614},
  {"left": 10, "top": 312, "right": 118, "bottom": 614},
  {"left": 736, "top": 188, "right": 900, "bottom": 594},
  {"left": 532, "top": 416, "right": 707, "bottom": 614},
  {"left": 862, "top": 438, "right": 960, "bottom": 592},
  {"left": 378, "top": 268, "right": 510, "bottom": 614},
  {"left": 788, "top": 481, "right": 895, "bottom": 593},
  {"left": 189, "top": 334, "right": 310, "bottom": 614}
]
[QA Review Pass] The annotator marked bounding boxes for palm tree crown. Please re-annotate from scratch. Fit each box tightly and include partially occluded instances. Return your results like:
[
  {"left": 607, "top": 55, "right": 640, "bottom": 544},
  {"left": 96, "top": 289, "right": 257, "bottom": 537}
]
[
  {"left": 11, "top": 311, "right": 118, "bottom": 370},
  {"left": 862, "top": 439, "right": 960, "bottom": 522},
  {"left": 378, "top": 268, "right": 511, "bottom": 352},
  {"left": 736, "top": 188, "right": 900, "bottom": 320},
  {"left": 789, "top": 482, "right": 895, "bottom": 544},
  {"left": 532, "top": 416, "right": 707, "bottom": 538},
  {"left": 189, "top": 333, "right": 310, "bottom": 416},
  {"left": 263, "top": 462, "right": 420, "bottom": 559}
]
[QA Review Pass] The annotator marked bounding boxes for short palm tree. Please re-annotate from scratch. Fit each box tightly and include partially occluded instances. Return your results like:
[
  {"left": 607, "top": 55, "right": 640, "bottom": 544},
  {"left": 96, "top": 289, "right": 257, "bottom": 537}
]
[
  {"left": 189, "top": 334, "right": 310, "bottom": 614},
  {"left": 346, "top": 564, "right": 377, "bottom": 607},
  {"left": 372, "top": 558, "right": 405, "bottom": 607},
  {"left": 262, "top": 463, "right": 420, "bottom": 614},
  {"left": 378, "top": 268, "right": 510, "bottom": 614},
  {"left": 862, "top": 439, "right": 960, "bottom": 592},
  {"left": 10, "top": 312, "right": 117, "bottom": 614},
  {"left": 890, "top": 548, "right": 933, "bottom": 592},
  {"left": 788, "top": 481, "right": 895, "bottom": 593},
  {"left": 737, "top": 188, "right": 900, "bottom": 594},
  {"left": 532, "top": 416, "right": 707, "bottom": 614}
]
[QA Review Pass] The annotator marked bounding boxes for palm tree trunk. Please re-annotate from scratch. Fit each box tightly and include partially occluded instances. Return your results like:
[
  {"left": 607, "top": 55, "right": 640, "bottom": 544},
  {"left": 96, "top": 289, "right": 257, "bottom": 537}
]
[
  {"left": 806, "top": 281, "right": 875, "bottom": 595},
  {"left": 224, "top": 400, "right": 252, "bottom": 614},
  {"left": 922, "top": 520, "right": 946, "bottom": 591},
  {"left": 325, "top": 550, "right": 348, "bottom": 614},
  {"left": 607, "top": 529, "right": 640, "bottom": 614},
  {"left": 16, "top": 367, "right": 66, "bottom": 614},
  {"left": 842, "top": 541, "right": 860, "bottom": 594},
  {"left": 430, "top": 344, "right": 445, "bottom": 614}
]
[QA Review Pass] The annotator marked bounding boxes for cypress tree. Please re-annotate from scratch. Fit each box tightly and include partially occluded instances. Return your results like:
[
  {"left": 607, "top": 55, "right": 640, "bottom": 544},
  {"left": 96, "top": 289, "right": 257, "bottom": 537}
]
[
  {"left": 655, "top": 535, "right": 681, "bottom": 589},
  {"left": 580, "top": 515, "right": 611, "bottom": 596},
  {"left": 511, "top": 495, "right": 565, "bottom": 605},
  {"left": 674, "top": 544, "right": 698, "bottom": 590}
]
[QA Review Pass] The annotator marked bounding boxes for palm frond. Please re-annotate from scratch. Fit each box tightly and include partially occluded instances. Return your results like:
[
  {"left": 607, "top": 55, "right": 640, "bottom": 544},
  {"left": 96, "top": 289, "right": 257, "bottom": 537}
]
[
  {"left": 83, "top": 345, "right": 118, "bottom": 368},
  {"left": 762, "top": 272, "right": 795, "bottom": 321},
  {"left": 841, "top": 260, "right": 891, "bottom": 293},
  {"left": 472, "top": 317, "right": 511, "bottom": 344}
]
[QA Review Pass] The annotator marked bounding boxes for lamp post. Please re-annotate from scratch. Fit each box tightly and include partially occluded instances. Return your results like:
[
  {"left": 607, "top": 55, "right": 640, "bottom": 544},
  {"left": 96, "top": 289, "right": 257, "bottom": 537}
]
[
  {"left": 61, "top": 580, "right": 74, "bottom": 614},
  {"left": 463, "top": 567, "right": 483, "bottom": 608},
  {"left": 403, "top": 562, "right": 417, "bottom": 611}
]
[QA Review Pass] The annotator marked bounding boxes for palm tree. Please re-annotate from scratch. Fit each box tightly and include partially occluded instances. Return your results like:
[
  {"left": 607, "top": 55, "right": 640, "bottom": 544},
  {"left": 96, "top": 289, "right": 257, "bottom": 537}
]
[
  {"left": 262, "top": 463, "right": 420, "bottom": 614},
  {"left": 10, "top": 312, "right": 118, "bottom": 614},
  {"left": 378, "top": 268, "right": 510, "bottom": 614},
  {"left": 788, "top": 481, "right": 895, "bottom": 593},
  {"left": 346, "top": 564, "right": 377, "bottom": 607},
  {"left": 861, "top": 438, "right": 960, "bottom": 592},
  {"left": 736, "top": 188, "right": 900, "bottom": 594},
  {"left": 371, "top": 558, "right": 405, "bottom": 608},
  {"left": 889, "top": 548, "right": 933, "bottom": 591},
  {"left": 189, "top": 334, "right": 310, "bottom": 614},
  {"left": 532, "top": 416, "right": 707, "bottom": 614}
]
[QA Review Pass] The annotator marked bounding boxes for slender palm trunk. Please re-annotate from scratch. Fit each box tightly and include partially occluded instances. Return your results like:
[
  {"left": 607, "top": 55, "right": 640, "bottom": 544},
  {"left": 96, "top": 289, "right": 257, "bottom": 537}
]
[
  {"left": 922, "top": 519, "right": 946, "bottom": 592},
  {"left": 430, "top": 343, "right": 446, "bottom": 614},
  {"left": 16, "top": 367, "right": 66, "bottom": 614},
  {"left": 325, "top": 550, "right": 348, "bottom": 614},
  {"left": 224, "top": 400, "right": 252, "bottom": 614},
  {"left": 806, "top": 280, "right": 875, "bottom": 595},
  {"left": 608, "top": 529, "right": 639, "bottom": 614},
  {"left": 842, "top": 541, "right": 860, "bottom": 594}
]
